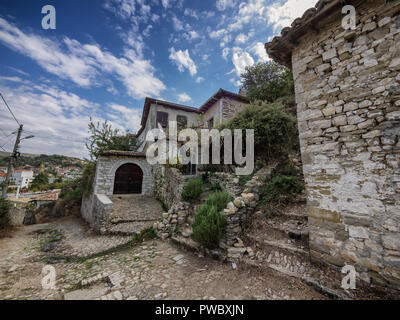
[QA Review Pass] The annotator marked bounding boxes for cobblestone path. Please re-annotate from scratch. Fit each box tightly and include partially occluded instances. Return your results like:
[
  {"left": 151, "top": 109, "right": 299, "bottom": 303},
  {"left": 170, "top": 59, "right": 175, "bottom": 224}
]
[{"left": 0, "top": 217, "right": 327, "bottom": 300}]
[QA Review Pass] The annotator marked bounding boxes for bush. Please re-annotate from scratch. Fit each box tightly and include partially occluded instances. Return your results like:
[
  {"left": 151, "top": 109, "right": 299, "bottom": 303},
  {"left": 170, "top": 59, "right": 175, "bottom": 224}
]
[
  {"left": 82, "top": 162, "right": 96, "bottom": 196},
  {"left": 181, "top": 178, "right": 204, "bottom": 201},
  {"left": 61, "top": 188, "right": 83, "bottom": 201},
  {"left": 261, "top": 175, "right": 303, "bottom": 206},
  {"left": 222, "top": 102, "right": 296, "bottom": 161},
  {"left": 205, "top": 191, "right": 233, "bottom": 212},
  {"left": 0, "top": 198, "right": 11, "bottom": 229},
  {"left": 241, "top": 62, "right": 294, "bottom": 103},
  {"left": 192, "top": 204, "right": 226, "bottom": 249}
]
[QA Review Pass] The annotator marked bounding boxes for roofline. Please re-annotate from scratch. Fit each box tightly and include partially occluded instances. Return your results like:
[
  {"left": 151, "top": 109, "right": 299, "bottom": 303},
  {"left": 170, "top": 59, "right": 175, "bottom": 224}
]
[
  {"left": 135, "top": 89, "right": 249, "bottom": 137},
  {"left": 199, "top": 89, "right": 250, "bottom": 113},
  {"left": 137, "top": 97, "right": 201, "bottom": 137},
  {"left": 265, "top": 0, "right": 366, "bottom": 68},
  {"left": 99, "top": 150, "right": 147, "bottom": 158}
]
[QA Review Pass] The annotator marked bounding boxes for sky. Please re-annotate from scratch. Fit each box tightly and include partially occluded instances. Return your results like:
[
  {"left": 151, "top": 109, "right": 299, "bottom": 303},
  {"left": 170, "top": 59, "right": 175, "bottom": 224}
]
[{"left": 0, "top": 0, "right": 318, "bottom": 158}]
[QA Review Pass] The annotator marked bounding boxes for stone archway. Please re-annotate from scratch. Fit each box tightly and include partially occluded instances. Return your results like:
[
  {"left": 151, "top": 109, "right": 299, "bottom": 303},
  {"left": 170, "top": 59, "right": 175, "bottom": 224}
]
[{"left": 113, "top": 163, "right": 143, "bottom": 195}]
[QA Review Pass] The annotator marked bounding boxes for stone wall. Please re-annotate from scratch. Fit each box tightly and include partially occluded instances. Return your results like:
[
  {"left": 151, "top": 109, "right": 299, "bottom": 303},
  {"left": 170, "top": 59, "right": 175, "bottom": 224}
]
[
  {"left": 291, "top": 0, "right": 400, "bottom": 287},
  {"left": 220, "top": 166, "right": 276, "bottom": 259},
  {"left": 81, "top": 154, "right": 152, "bottom": 232},
  {"left": 152, "top": 165, "right": 191, "bottom": 239},
  {"left": 7, "top": 204, "right": 27, "bottom": 226},
  {"left": 94, "top": 155, "right": 152, "bottom": 196},
  {"left": 152, "top": 165, "right": 186, "bottom": 209},
  {"left": 221, "top": 97, "right": 247, "bottom": 123},
  {"left": 205, "top": 172, "right": 243, "bottom": 197}
]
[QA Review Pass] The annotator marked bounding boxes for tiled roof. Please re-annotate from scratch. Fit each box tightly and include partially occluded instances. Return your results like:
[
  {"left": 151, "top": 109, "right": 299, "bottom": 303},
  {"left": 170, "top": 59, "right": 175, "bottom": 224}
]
[
  {"left": 265, "top": 0, "right": 365, "bottom": 68},
  {"left": 99, "top": 150, "right": 147, "bottom": 158},
  {"left": 199, "top": 89, "right": 250, "bottom": 113},
  {"left": 137, "top": 97, "right": 201, "bottom": 137}
]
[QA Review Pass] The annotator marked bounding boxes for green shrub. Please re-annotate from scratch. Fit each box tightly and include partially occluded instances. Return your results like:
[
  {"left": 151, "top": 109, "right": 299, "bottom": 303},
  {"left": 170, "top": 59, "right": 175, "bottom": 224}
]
[
  {"left": 181, "top": 178, "right": 204, "bottom": 201},
  {"left": 205, "top": 191, "right": 233, "bottom": 212},
  {"left": 192, "top": 204, "right": 226, "bottom": 249},
  {"left": 82, "top": 162, "right": 96, "bottom": 196},
  {"left": 261, "top": 175, "right": 303, "bottom": 206},
  {"left": 61, "top": 188, "right": 83, "bottom": 201},
  {"left": 222, "top": 102, "right": 296, "bottom": 161},
  {"left": 0, "top": 198, "right": 11, "bottom": 229}
]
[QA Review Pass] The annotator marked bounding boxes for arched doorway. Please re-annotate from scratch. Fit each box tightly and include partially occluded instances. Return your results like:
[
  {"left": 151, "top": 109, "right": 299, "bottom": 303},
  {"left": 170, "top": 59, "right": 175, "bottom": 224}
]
[{"left": 113, "top": 163, "right": 143, "bottom": 194}]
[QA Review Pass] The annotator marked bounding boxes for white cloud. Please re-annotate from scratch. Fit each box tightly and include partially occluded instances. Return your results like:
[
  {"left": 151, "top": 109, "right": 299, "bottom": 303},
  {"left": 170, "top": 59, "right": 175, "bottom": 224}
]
[
  {"left": 222, "top": 47, "right": 230, "bottom": 61},
  {"left": 250, "top": 42, "right": 271, "bottom": 63},
  {"left": 177, "top": 93, "right": 192, "bottom": 103},
  {"left": 0, "top": 18, "right": 95, "bottom": 87},
  {"left": 0, "top": 80, "right": 100, "bottom": 158},
  {"left": 169, "top": 48, "right": 198, "bottom": 76},
  {"left": 161, "top": 0, "right": 170, "bottom": 9},
  {"left": 0, "top": 18, "right": 166, "bottom": 99},
  {"left": 172, "top": 15, "right": 184, "bottom": 31},
  {"left": 108, "top": 103, "right": 142, "bottom": 132},
  {"left": 267, "top": 0, "right": 319, "bottom": 32},
  {"left": 235, "top": 33, "right": 248, "bottom": 44},
  {"left": 216, "top": 0, "right": 238, "bottom": 11},
  {"left": 142, "top": 24, "right": 153, "bottom": 37},
  {"left": 232, "top": 51, "right": 254, "bottom": 77},
  {"left": 183, "top": 30, "right": 201, "bottom": 41},
  {"left": 195, "top": 77, "right": 204, "bottom": 83},
  {"left": 209, "top": 28, "right": 227, "bottom": 39},
  {"left": 184, "top": 8, "right": 199, "bottom": 20}
]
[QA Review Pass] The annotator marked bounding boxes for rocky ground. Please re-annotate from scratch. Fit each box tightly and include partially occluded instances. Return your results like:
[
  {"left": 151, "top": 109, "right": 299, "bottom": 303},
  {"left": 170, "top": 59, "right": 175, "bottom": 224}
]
[{"left": 0, "top": 216, "right": 328, "bottom": 300}]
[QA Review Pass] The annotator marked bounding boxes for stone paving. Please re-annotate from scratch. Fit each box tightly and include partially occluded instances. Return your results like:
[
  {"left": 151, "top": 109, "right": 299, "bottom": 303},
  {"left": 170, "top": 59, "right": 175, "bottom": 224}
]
[
  {"left": 111, "top": 195, "right": 164, "bottom": 223},
  {"left": 107, "top": 195, "right": 165, "bottom": 236},
  {"left": 0, "top": 217, "right": 327, "bottom": 300}
]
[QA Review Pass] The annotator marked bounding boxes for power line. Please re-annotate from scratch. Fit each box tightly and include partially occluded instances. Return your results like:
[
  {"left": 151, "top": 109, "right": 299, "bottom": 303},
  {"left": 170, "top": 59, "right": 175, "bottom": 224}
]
[
  {"left": 0, "top": 127, "right": 8, "bottom": 137},
  {"left": 0, "top": 92, "right": 20, "bottom": 126}
]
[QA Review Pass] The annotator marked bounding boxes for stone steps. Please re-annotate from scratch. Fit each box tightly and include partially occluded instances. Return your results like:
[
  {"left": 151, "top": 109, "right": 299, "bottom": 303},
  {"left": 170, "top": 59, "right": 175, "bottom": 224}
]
[
  {"left": 265, "top": 215, "right": 309, "bottom": 240},
  {"left": 241, "top": 258, "right": 350, "bottom": 300}
]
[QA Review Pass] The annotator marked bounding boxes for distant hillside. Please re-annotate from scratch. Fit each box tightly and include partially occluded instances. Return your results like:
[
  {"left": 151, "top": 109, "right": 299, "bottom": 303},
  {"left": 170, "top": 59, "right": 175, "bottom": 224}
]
[{"left": 0, "top": 152, "right": 85, "bottom": 168}]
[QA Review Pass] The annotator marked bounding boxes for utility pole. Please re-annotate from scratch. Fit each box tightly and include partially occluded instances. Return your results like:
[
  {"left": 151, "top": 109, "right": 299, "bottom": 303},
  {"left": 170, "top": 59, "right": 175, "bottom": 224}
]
[{"left": 1, "top": 124, "right": 23, "bottom": 199}]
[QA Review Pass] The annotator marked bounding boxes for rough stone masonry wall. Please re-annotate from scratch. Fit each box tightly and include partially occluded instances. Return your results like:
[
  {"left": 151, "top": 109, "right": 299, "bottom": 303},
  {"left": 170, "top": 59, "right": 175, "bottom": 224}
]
[
  {"left": 152, "top": 165, "right": 186, "bottom": 209},
  {"left": 152, "top": 165, "right": 190, "bottom": 240},
  {"left": 81, "top": 155, "right": 152, "bottom": 233},
  {"left": 220, "top": 166, "right": 276, "bottom": 260},
  {"left": 292, "top": 0, "right": 400, "bottom": 288}
]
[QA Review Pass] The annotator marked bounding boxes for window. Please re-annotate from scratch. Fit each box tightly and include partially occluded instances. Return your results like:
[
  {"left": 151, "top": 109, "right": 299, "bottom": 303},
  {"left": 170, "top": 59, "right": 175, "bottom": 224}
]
[
  {"left": 208, "top": 118, "right": 214, "bottom": 128},
  {"left": 177, "top": 115, "right": 188, "bottom": 130},
  {"left": 157, "top": 111, "right": 169, "bottom": 128},
  {"left": 181, "top": 163, "right": 197, "bottom": 176}
]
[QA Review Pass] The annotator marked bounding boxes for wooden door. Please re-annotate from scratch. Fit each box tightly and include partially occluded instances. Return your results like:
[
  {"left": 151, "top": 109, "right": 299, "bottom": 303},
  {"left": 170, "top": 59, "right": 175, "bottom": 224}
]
[{"left": 113, "top": 164, "right": 143, "bottom": 194}]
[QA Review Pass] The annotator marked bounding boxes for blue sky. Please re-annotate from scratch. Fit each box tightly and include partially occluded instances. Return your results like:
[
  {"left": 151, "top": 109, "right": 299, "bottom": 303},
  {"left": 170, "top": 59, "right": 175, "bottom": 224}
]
[{"left": 0, "top": 0, "right": 317, "bottom": 158}]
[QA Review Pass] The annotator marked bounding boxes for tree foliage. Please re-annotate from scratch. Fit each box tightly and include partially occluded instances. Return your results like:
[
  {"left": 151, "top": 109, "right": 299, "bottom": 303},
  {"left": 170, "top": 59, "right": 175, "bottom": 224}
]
[
  {"left": 31, "top": 172, "right": 49, "bottom": 191},
  {"left": 85, "top": 118, "right": 138, "bottom": 161},
  {"left": 0, "top": 198, "right": 11, "bottom": 229},
  {"left": 222, "top": 101, "right": 296, "bottom": 160},
  {"left": 181, "top": 177, "right": 204, "bottom": 201},
  {"left": 192, "top": 204, "right": 226, "bottom": 249},
  {"left": 241, "top": 62, "right": 294, "bottom": 102}
]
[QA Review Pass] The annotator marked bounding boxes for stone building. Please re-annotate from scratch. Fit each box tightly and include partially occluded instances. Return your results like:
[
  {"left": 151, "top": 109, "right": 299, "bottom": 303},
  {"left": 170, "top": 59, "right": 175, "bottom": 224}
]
[
  {"left": 81, "top": 89, "right": 249, "bottom": 233},
  {"left": 266, "top": 0, "right": 400, "bottom": 288}
]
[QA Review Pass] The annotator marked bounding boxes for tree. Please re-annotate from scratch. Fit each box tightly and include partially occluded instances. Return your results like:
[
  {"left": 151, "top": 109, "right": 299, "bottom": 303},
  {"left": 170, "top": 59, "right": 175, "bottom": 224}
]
[
  {"left": 222, "top": 101, "right": 296, "bottom": 160},
  {"left": 85, "top": 118, "right": 138, "bottom": 161},
  {"left": 241, "top": 62, "right": 294, "bottom": 102},
  {"left": 31, "top": 172, "right": 49, "bottom": 191}
]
